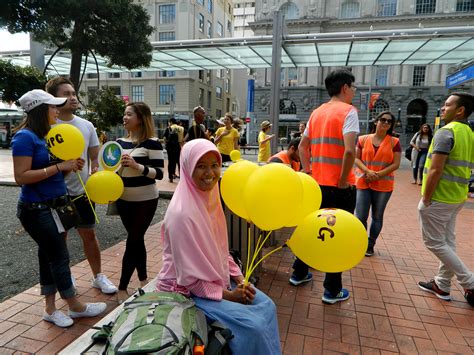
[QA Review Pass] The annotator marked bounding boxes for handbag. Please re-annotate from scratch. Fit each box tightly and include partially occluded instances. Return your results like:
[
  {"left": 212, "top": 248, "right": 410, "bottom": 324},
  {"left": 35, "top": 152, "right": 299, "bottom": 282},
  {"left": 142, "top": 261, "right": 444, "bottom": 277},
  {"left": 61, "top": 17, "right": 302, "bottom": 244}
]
[
  {"left": 404, "top": 146, "right": 412, "bottom": 161},
  {"left": 106, "top": 201, "right": 119, "bottom": 216},
  {"left": 54, "top": 199, "right": 81, "bottom": 231}
]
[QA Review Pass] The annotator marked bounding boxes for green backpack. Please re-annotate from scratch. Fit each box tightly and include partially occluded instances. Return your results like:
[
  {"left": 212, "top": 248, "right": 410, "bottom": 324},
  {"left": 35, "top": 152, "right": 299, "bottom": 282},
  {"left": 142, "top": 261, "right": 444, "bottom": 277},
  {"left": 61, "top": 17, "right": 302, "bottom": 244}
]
[{"left": 97, "top": 291, "right": 209, "bottom": 354}]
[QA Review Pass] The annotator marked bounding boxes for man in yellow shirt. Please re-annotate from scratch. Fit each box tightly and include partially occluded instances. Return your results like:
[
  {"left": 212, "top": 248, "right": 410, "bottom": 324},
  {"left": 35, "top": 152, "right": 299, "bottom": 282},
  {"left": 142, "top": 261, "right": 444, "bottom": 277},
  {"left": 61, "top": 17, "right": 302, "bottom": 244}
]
[{"left": 258, "top": 120, "right": 275, "bottom": 162}]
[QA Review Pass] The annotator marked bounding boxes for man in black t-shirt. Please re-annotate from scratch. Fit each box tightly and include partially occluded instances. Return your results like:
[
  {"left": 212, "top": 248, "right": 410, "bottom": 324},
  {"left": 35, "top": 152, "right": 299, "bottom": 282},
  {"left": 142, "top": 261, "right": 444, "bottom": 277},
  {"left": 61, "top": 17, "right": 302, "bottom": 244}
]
[{"left": 185, "top": 106, "right": 209, "bottom": 142}]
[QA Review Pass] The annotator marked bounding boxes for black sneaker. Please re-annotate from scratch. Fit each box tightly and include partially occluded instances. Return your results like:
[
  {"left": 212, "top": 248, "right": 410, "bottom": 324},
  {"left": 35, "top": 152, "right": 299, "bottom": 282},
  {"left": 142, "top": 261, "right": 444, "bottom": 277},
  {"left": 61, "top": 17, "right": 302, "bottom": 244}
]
[
  {"left": 365, "top": 246, "right": 374, "bottom": 257},
  {"left": 418, "top": 280, "right": 451, "bottom": 301},
  {"left": 464, "top": 289, "right": 474, "bottom": 306}
]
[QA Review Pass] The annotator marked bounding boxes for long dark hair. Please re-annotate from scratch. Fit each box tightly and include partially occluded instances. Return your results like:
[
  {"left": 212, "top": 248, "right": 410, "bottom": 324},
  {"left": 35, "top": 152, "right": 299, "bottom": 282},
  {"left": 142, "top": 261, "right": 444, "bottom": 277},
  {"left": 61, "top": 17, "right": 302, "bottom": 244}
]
[
  {"left": 418, "top": 123, "right": 433, "bottom": 142},
  {"left": 12, "top": 104, "right": 50, "bottom": 138},
  {"left": 371, "top": 111, "right": 396, "bottom": 136}
]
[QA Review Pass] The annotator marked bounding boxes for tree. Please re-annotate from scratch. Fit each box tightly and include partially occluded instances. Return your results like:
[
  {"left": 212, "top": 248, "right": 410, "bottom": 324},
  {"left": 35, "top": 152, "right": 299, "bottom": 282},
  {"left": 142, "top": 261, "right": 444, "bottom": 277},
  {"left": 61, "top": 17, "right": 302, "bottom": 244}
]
[
  {"left": 1, "top": 0, "right": 154, "bottom": 90},
  {"left": 0, "top": 59, "right": 47, "bottom": 103},
  {"left": 83, "top": 87, "right": 126, "bottom": 133}
]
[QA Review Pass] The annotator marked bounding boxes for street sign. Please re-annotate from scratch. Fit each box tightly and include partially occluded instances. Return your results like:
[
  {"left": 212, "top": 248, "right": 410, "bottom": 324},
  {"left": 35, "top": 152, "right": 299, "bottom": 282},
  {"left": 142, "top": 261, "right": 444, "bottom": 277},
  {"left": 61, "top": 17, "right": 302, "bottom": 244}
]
[
  {"left": 446, "top": 65, "right": 474, "bottom": 89},
  {"left": 245, "top": 117, "right": 251, "bottom": 123}
]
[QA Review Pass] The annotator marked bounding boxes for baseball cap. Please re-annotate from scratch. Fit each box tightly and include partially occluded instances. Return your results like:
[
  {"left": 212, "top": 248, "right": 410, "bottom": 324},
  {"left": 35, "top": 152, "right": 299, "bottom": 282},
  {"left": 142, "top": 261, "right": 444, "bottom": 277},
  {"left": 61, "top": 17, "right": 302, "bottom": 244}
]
[
  {"left": 18, "top": 89, "right": 67, "bottom": 113},
  {"left": 261, "top": 120, "right": 272, "bottom": 129},
  {"left": 216, "top": 117, "right": 225, "bottom": 125},
  {"left": 193, "top": 105, "right": 205, "bottom": 114}
]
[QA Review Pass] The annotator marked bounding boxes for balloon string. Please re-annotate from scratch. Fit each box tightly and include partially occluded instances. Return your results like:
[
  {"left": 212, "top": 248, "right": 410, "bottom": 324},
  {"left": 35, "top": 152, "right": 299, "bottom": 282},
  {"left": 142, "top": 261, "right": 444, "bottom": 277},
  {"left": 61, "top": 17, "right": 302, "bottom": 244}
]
[
  {"left": 249, "top": 230, "right": 272, "bottom": 275},
  {"left": 245, "top": 225, "right": 251, "bottom": 277},
  {"left": 77, "top": 172, "right": 99, "bottom": 224},
  {"left": 246, "top": 246, "right": 283, "bottom": 283}
]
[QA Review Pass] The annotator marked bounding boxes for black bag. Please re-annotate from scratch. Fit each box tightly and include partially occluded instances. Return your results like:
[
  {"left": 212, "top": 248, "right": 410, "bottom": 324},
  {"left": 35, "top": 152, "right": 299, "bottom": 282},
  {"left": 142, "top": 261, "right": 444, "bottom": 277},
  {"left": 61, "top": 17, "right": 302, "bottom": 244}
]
[
  {"left": 54, "top": 199, "right": 80, "bottom": 231},
  {"left": 404, "top": 146, "right": 412, "bottom": 161}
]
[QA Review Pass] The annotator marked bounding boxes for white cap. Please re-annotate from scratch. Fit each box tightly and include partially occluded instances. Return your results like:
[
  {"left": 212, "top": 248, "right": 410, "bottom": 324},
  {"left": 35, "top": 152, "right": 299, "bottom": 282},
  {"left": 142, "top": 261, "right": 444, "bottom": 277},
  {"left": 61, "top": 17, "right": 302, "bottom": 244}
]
[
  {"left": 216, "top": 117, "right": 225, "bottom": 125},
  {"left": 18, "top": 89, "right": 67, "bottom": 113}
]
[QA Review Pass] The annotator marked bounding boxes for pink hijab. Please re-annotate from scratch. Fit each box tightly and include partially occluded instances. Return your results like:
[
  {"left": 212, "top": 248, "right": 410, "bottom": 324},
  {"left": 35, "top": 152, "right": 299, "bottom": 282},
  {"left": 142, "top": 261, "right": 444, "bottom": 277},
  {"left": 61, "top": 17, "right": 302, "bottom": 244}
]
[{"left": 158, "top": 139, "right": 230, "bottom": 291}]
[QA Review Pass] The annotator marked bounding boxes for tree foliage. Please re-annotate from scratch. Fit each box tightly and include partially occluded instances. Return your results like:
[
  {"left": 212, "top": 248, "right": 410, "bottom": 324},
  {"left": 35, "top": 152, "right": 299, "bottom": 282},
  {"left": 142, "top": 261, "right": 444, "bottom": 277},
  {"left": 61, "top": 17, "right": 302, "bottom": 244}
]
[
  {"left": 1, "top": 0, "right": 154, "bottom": 89},
  {"left": 0, "top": 59, "right": 47, "bottom": 103},
  {"left": 83, "top": 87, "right": 126, "bottom": 133}
]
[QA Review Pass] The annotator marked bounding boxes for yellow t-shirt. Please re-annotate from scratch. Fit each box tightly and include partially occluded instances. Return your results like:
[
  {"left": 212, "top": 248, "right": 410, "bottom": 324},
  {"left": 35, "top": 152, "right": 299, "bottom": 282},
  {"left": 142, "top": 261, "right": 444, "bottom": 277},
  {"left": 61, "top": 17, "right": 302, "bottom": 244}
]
[
  {"left": 258, "top": 131, "right": 271, "bottom": 162},
  {"left": 215, "top": 127, "right": 239, "bottom": 155}
]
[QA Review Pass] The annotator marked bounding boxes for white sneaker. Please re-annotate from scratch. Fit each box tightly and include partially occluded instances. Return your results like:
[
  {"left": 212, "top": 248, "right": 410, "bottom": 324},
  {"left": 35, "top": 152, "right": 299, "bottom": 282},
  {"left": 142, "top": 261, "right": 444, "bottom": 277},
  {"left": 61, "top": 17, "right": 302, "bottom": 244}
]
[
  {"left": 68, "top": 302, "right": 107, "bottom": 319},
  {"left": 92, "top": 273, "right": 118, "bottom": 294},
  {"left": 43, "top": 310, "right": 74, "bottom": 328}
]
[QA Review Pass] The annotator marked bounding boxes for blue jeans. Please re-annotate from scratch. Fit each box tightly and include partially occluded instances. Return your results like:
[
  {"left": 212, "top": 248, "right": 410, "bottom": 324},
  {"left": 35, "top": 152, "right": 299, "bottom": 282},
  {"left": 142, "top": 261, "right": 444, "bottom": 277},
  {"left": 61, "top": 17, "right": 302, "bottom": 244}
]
[
  {"left": 355, "top": 189, "right": 393, "bottom": 247},
  {"left": 17, "top": 201, "right": 75, "bottom": 298},
  {"left": 413, "top": 148, "right": 428, "bottom": 181}
]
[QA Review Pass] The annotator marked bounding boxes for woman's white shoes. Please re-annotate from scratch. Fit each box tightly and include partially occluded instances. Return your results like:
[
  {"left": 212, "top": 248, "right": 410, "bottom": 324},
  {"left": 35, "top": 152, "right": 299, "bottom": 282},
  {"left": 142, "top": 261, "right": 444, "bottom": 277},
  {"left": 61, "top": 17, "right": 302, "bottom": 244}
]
[
  {"left": 43, "top": 310, "right": 74, "bottom": 328},
  {"left": 68, "top": 302, "right": 107, "bottom": 319}
]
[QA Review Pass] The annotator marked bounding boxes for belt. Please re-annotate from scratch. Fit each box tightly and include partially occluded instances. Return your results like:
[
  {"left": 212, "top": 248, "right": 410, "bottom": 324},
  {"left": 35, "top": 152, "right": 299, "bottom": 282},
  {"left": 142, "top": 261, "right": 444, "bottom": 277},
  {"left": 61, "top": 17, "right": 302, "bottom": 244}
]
[{"left": 21, "top": 195, "right": 70, "bottom": 210}]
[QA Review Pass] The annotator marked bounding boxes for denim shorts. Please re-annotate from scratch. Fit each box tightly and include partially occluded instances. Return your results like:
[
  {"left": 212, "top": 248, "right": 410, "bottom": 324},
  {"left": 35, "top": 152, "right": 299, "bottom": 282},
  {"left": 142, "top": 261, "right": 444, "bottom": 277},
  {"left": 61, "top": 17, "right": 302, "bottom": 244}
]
[{"left": 71, "top": 194, "right": 96, "bottom": 229}]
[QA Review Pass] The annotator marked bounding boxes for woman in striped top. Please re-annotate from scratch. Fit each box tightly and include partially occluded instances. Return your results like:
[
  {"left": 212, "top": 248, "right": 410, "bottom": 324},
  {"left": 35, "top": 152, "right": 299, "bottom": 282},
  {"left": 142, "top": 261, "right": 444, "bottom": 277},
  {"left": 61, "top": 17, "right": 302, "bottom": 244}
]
[{"left": 116, "top": 102, "right": 164, "bottom": 302}]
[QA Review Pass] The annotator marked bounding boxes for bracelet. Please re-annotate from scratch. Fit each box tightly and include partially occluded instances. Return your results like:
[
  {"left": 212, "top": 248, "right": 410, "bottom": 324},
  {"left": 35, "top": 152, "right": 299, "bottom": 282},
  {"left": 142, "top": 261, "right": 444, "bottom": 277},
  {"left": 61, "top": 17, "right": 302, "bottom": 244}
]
[
  {"left": 43, "top": 168, "right": 48, "bottom": 177},
  {"left": 142, "top": 166, "right": 150, "bottom": 176}
]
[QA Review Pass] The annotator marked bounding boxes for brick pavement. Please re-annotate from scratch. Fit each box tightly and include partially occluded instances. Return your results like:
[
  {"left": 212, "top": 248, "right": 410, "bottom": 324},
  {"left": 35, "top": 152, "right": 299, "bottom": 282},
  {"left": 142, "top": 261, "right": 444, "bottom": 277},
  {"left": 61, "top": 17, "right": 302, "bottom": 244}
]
[{"left": 0, "top": 160, "right": 473, "bottom": 354}]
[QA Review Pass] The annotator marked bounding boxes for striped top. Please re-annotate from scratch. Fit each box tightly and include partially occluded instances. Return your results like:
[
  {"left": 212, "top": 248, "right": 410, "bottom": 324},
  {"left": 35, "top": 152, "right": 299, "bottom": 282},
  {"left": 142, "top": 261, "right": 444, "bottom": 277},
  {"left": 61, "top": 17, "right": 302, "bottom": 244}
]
[{"left": 117, "top": 137, "right": 165, "bottom": 202}]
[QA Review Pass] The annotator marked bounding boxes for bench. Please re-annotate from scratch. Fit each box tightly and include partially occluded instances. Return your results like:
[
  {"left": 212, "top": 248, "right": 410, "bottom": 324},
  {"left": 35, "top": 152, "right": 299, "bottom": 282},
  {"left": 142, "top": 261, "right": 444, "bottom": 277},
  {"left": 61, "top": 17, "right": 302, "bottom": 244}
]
[{"left": 241, "top": 145, "right": 259, "bottom": 154}]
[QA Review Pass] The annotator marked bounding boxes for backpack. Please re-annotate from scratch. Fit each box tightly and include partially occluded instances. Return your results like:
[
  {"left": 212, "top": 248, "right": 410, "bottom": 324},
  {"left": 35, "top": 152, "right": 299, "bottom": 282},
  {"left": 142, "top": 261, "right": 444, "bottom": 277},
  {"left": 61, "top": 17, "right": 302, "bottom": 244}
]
[
  {"left": 165, "top": 126, "right": 180, "bottom": 148},
  {"left": 94, "top": 290, "right": 209, "bottom": 354}
]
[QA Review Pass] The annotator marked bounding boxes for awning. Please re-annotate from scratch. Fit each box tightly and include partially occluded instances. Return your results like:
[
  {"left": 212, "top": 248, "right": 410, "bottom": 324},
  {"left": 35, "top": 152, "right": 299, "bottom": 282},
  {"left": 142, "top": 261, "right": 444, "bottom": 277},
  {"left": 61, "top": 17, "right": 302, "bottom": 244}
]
[{"left": 1, "top": 26, "right": 473, "bottom": 74}]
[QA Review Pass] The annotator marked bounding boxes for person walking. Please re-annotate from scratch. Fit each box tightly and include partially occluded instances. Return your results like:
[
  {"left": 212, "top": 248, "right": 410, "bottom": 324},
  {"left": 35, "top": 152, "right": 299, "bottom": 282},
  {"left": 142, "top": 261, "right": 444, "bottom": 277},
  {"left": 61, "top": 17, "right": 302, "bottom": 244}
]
[
  {"left": 116, "top": 102, "right": 165, "bottom": 303},
  {"left": 410, "top": 123, "right": 433, "bottom": 185},
  {"left": 185, "top": 106, "right": 209, "bottom": 142},
  {"left": 215, "top": 113, "right": 240, "bottom": 163},
  {"left": 257, "top": 120, "right": 275, "bottom": 163},
  {"left": 163, "top": 118, "right": 183, "bottom": 183},
  {"left": 46, "top": 77, "right": 117, "bottom": 295},
  {"left": 12, "top": 89, "right": 106, "bottom": 327},
  {"left": 418, "top": 92, "right": 474, "bottom": 307},
  {"left": 298, "top": 69, "right": 359, "bottom": 304},
  {"left": 354, "top": 111, "right": 401, "bottom": 257}
]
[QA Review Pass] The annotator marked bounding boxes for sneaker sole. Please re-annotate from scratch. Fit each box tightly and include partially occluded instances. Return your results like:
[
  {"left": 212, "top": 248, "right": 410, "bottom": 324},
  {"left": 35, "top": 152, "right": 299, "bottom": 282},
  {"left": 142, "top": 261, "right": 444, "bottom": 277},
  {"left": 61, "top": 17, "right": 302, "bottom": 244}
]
[
  {"left": 418, "top": 284, "right": 451, "bottom": 301},
  {"left": 365, "top": 253, "right": 374, "bottom": 257},
  {"left": 321, "top": 294, "right": 350, "bottom": 304},
  {"left": 43, "top": 316, "right": 74, "bottom": 328},
  {"left": 289, "top": 278, "right": 312, "bottom": 286},
  {"left": 92, "top": 283, "right": 118, "bottom": 294}
]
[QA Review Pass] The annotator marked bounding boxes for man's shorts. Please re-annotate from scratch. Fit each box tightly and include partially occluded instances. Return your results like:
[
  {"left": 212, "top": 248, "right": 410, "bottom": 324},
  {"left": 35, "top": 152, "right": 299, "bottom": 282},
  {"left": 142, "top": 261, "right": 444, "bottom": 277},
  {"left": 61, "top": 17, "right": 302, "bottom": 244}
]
[{"left": 71, "top": 195, "right": 96, "bottom": 229}]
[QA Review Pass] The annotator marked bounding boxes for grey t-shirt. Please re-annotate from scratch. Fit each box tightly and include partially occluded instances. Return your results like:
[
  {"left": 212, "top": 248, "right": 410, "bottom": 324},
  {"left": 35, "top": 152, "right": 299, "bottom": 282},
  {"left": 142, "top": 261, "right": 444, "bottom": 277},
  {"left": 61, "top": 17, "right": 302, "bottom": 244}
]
[{"left": 432, "top": 128, "right": 454, "bottom": 155}]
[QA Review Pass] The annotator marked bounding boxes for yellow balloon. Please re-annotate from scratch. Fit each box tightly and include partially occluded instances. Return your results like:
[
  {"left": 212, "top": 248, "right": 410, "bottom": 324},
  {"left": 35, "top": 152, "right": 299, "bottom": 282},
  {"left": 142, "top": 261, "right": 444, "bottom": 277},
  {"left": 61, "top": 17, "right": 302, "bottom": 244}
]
[
  {"left": 287, "top": 209, "right": 368, "bottom": 273},
  {"left": 85, "top": 171, "right": 124, "bottom": 204},
  {"left": 220, "top": 160, "right": 258, "bottom": 219},
  {"left": 229, "top": 150, "right": 241, "bottom": 162},
  {"left": 47, "top": 124, "right": 85, "bottom": 160},
  {"left": 285, "top": 172, "right": 322, "bottom": 227},
  {"left": 243, "top": 163, "right": 302, "bottom": 230}
]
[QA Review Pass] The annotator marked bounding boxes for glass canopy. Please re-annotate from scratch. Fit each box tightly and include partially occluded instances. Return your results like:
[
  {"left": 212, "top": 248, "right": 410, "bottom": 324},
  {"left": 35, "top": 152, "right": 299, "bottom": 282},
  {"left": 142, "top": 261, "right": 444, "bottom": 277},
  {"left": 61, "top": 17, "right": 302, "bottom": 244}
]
[{"left": 1, "top": 27, "right": 473, "bottom": 74}]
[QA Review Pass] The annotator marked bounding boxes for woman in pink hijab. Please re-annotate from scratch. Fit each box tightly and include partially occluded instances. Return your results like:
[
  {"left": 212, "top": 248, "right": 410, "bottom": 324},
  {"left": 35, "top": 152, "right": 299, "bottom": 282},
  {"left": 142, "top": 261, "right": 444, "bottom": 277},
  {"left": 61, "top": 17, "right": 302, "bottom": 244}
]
[{"left": 157, "top": 139, "right": 281, "bottom": 354}]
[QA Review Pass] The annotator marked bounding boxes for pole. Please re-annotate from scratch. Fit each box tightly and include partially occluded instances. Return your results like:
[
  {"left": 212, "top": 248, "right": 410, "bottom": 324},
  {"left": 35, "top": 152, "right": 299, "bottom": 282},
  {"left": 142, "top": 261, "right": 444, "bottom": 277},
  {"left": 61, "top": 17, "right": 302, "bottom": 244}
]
[
  {"left": 269, "top": 10, "right": 283, "bottom": 155},
  {"left": 366, "top": 66, "right": 373, "bottom": 134}
]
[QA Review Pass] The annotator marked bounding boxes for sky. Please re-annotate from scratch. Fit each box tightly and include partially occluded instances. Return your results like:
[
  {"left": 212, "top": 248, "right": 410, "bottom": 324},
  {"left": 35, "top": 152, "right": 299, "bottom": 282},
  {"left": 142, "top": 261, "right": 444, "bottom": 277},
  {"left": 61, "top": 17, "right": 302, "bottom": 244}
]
[{"left": 0, "top": 30, "right": 30, "bottom": 52}]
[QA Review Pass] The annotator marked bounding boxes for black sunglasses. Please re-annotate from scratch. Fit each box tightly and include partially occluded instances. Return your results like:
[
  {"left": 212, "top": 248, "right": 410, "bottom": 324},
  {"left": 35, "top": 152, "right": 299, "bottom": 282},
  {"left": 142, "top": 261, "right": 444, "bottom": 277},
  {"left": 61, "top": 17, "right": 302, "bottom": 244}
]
[{"left": 379, "top": 118, "right": 393, "bottom": 124}]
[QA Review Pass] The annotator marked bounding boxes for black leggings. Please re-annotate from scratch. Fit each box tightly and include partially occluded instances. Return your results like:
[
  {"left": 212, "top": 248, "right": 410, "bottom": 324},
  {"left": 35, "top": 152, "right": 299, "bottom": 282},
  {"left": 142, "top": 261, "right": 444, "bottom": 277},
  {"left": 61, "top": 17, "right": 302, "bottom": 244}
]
[{"left": 117, "top": 198, "right": 158, "bottom": 290}]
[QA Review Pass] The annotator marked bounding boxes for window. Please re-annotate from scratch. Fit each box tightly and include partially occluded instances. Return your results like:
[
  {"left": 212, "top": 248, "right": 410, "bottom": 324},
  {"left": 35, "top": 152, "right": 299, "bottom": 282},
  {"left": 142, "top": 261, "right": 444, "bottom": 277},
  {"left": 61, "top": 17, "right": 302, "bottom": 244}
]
[
  {"left": 159, "top": 4, "right": 176, "bottom": 24},
  {"left": 207, "top": 0, "right": 213, "bottom": 13},
  {"left": 131, "top": 72, "right": 142, "bottom": 78},
  {"left": 107, "top": 72, "right": 120, "bottom": 79},
  {"left": 207, "top": 90, "right": 212, "bottom": 109},
  {"left": 197, "top": 0, "right": 204, "bottom": 5},
  {"left": 131, "top": 85, "right": 144, "bottom": 102},
  {"left": 87, "top": 73, "right": 98, "bottom": 79},
  {"left": 340, "top": 2, "right": 360, "bottom": 18},
  {"left": 206, "top": 70, "right": 211, "bottom": 84},
  {"left": 456, "top": 0, "right": 473, "bottom": 12},
  {"left": 216, "top": 109, "right": 222, "bottom": 119},
  {"left": 109, "top": 86, "right": 121, "bottom": 96},
  {"left": 217, "top": 22, "right": 223, "bottom": 37},
  {"left": 415, "top": 0, "right": 436, "bottom": 14},
  {"left": 287, "top": 68, "right": 298, "bottom": 87},
  {"left": 225, "top": 79, "right": 230, "bottom": 93},
  {"left": 159, "top": 31, "right": 175, "bottom": 41},
  {"left": 199, "top": 88, "right": 205, "bottom": 106},
  {"left": 199, "top": 70, "right": 204, "bottom": 82},
  {"left": 216, "top": 86, "right": 222, "bottom": 99},
  {"left": 280, "top": 2, "right": 299, "bottom": 19},
  {"left": 159, "top": 71, "right": 175, "bottom": 77},
  {"left": 377, "top": 0, "right": 397, "bottom": 16},
  {"left": 227, "top": 20, "right": 232, "bottom": 35},
  {"left": 159, "top": 85, "right": 175, "bottom": 105},
  {"left": 216, "top": 69, "right": 223, "bottom": 79},
  {"left": 374, "top": 66, "right": 388, "bottom": 86},
  {"left": 87, "top": 87, "right": 98, "bottom": 100},
  {"left": 207, "top": 21, "right": 213, "bottom": 38},
  {"left": 199, "top": 13, "right": 204, "bottom": 32},
  {"left": 412, "top": 66, "right": 426, "bottom": 86}
]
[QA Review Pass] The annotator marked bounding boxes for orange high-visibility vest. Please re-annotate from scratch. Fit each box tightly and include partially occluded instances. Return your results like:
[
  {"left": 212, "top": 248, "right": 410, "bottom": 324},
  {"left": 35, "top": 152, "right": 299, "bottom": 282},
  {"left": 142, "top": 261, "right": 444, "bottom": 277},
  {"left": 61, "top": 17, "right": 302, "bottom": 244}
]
[
  {"left": 268, "top": 151, "right": 301, "bottom": 172},
  {"left": 308, "top": 102, "right": 355, "bottom": 187},
  {"left": 355, "top": 134, "right": 398, "bottom": 192}
]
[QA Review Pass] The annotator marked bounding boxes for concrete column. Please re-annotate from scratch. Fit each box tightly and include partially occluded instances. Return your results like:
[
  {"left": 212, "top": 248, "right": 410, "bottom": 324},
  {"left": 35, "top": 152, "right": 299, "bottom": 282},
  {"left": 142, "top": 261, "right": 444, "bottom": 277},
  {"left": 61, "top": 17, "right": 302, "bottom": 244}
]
[
  {"left": 269, "top": 10, "right": 283, "bottom": 154},
  {"left": 29, "top": 35, "right": 45, "bottom": 72}
]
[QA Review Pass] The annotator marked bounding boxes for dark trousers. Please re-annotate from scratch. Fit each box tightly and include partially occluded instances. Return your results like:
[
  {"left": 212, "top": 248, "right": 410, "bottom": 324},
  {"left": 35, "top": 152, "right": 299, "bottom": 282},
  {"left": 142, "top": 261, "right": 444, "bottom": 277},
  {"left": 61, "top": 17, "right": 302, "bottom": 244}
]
[
  {"left": 117, "top": 198, "right": 158, "bottom": 290},
  {"left": 167, "top": 147, "right": 181, "bottom": 180},
  {"left": 292, "top": 185, "right": 356, "bottom": 296},
  {"left": 17, "top": 202, "right": 75, "bottom": 298}
]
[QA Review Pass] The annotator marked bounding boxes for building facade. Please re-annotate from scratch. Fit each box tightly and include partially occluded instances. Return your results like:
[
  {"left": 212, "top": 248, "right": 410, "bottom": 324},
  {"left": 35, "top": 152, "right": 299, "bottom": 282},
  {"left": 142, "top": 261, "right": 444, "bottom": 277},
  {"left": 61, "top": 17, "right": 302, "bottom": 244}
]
[
  {"left": 80, "top": 0, "right": 235, "bottom": 137},
  {"left": 249, "top": 0, "right": 474, "bottom": 145}
]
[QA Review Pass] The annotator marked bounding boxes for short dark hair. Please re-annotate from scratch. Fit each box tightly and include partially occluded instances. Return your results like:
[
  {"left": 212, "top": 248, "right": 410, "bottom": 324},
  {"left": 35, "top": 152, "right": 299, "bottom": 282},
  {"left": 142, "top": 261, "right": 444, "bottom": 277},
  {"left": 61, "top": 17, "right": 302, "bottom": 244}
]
[
  {"left": 325, "top": 69, "right": 355, "bottom": 97},
  {"left": 451, "top": 92, "right": 474, "bottom": 119},
  {"left": 45, "top": 77, "right": 75, "bottom": 96},
  {"left": 288, "top": 137, "right": 301, "bottom": 150},
  {"left": 169, "top": 117, "right": 177, "bottom": 124},
  {"left": 13, "top": 104, "right": 50, "bottom": 138}
]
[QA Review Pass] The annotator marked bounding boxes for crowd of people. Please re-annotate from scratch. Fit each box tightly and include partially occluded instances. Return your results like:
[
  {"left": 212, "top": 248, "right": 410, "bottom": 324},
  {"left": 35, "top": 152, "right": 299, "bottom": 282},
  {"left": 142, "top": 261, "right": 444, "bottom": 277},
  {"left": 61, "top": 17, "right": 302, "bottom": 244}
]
[{"left": 10, "top": 70, "right": 473, "bottom": 353}]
